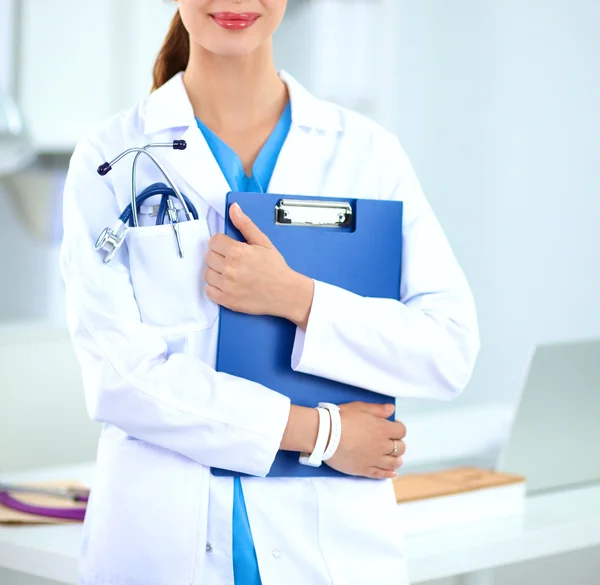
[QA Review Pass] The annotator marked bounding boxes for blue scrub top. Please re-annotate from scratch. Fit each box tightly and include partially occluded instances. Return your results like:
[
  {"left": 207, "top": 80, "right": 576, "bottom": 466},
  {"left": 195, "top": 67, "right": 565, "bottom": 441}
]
[{"left": 196, "top": 101, "right": 292, "bottom": 585}]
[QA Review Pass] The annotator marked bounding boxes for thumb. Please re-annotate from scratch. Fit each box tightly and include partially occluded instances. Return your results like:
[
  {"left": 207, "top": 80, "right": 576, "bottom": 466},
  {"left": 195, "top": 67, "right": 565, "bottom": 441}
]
[
  {"left": 229, "top": 202, "right": 272, "bottom": 247},
  {"left": 361, "top": 402, "right": 396, "bottom": 419}
]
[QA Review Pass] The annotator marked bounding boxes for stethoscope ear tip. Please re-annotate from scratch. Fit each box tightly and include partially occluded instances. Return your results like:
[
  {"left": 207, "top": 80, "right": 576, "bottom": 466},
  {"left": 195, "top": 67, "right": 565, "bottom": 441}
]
[
  {"left": 173, "top": 140, "right": 187, "bottom": 151},
  {"left": 97, "top": 162, "right": 112, "bottom": 176}
]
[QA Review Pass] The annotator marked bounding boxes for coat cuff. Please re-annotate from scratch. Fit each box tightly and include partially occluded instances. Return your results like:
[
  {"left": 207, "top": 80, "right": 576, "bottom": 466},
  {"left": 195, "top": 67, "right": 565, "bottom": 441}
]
[
  {"left": 291, "top": 279, "right": 358, "bottom": 378},
  {"left": 242, "top": 389, "right": 292, "bottom": 477}
]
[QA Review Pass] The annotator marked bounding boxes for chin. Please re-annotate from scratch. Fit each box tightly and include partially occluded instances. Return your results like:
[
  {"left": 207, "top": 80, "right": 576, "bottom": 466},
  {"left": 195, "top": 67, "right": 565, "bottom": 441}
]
[{"left": 208, "top": 37, "right": 266, "bottom": 58}]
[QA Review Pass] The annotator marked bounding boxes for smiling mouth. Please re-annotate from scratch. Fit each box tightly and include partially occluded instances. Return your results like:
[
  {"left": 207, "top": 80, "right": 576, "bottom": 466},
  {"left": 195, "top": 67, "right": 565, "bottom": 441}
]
[{"left": 210, "top": 12, "right": 261, "bottom": 30}]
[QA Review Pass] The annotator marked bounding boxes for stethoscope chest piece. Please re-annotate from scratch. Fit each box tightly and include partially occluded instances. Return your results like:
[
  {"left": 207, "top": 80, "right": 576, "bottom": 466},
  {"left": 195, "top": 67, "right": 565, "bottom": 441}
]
[{"left": 95, "top": 220, "right": 127, "bottom": 264}]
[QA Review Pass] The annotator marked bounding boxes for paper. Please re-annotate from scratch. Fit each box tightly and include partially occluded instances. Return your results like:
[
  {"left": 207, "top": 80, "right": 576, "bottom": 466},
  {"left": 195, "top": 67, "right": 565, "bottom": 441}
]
[{"left": 0, "top": 480, "right": 88, "bottom": 525}]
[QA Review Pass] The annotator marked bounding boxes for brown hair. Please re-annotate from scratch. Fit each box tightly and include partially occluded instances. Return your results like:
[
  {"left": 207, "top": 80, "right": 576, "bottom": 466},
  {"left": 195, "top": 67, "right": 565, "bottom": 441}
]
[{"left": 152, "top": 10, "right": 190, "bottom": 91}]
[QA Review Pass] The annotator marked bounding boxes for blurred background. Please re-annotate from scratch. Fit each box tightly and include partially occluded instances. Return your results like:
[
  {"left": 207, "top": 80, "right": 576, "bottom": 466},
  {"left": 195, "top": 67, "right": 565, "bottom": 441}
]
[{"left": 1, "top": 0, "right": 599, "bottom": 584}]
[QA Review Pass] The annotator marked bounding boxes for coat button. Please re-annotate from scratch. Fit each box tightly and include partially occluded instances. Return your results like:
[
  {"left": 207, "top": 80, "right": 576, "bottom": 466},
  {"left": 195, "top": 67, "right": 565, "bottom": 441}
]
[
  {"left": 206, "top": 543, "right": 213, "bottom": 553},
  {"left": 272, "top": 549, "right": 281, "bottom": 559}
]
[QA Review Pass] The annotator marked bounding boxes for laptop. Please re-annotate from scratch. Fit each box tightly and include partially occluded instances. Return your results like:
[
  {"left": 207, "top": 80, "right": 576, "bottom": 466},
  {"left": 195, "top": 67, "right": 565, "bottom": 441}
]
[{"left": 497, "top": 339, "right": 600, "bottom": 494}]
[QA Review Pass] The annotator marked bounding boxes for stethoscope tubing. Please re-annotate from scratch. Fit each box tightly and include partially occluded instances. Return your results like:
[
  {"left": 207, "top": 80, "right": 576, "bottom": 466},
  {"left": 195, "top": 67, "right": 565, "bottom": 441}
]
[
  {"left": 119, "top": 182, "right": 199, "bottom": 227},
  {"left": 130, "top": 144, "right": 191, "bottom": 227},
  {"left": 0, "top": 490, "right": 87, "bottom": 521}
]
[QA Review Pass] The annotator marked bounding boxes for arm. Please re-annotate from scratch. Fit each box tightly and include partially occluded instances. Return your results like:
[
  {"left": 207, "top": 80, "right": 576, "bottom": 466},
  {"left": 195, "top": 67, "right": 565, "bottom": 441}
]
[{"left": 289, "top": 131, "right": 480, "bottom": 400}]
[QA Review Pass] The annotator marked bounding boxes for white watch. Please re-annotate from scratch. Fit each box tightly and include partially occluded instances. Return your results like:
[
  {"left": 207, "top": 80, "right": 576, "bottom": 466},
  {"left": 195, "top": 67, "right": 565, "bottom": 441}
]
[
  {"left": 318, "top": 402, "right": 342, "bottom": 461},
  {"left": 299, "top": 406, "right": 331, "bottom": 467}
]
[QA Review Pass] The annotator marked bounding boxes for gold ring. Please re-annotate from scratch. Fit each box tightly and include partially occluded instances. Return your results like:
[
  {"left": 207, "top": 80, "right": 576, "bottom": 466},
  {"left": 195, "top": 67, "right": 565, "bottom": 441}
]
[{"left": 387, "top": 439, "right": 398, "bottom": 457}]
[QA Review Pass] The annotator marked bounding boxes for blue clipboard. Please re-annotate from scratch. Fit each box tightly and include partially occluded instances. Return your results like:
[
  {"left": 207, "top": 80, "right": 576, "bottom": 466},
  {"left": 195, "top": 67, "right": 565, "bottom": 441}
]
[{"left": 212, "top": 192, "right": 403, "bottom": 478}]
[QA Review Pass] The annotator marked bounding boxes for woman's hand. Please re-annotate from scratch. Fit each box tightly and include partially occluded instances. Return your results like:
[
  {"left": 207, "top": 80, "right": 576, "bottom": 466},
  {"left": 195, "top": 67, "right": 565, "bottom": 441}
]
[
  {"left": 326, "top": 402, "right": 407, "bottom": 479},
  {"left": 280, "top": 402, "right": 407, "bottom": 479},
  {"left": 205, "top": 203, "right": 314, "bottom": 329}
]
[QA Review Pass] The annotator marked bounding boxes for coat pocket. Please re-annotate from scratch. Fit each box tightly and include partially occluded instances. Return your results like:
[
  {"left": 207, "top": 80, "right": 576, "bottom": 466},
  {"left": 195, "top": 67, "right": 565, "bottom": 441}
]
[
  {"left": 313, "top": 477, "right": 407, "bottom": 585},
  {"left": 126, "top": 219, "right": 218, "bottom": 330},
  {"left": 80, "top": 437, "right": 205, "bottom": 585}
]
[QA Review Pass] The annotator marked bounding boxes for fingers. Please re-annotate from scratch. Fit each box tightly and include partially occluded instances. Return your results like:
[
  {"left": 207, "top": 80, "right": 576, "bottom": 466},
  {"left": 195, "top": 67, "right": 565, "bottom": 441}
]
[
  {"left": 381, "top": 455, "right": 404, "bottom": 471},
  {"left": 392, "top": 439, "right": 407, "bottom": 457},
  {"left": 383, "top": 437, "right": 407, "bottom": 457},
  {"left": 205, "top": 250, "right": 226, "bottom": 273},
  {"left": 379, "top": 438, "right": 406, "bottom": 469},
  {"left": 367, "top": 467, "right": 400, "bottom": 480},
  {"left": 229, "top": 203, "right": 273, "bottom": 247},
  {"left": 332, "top": 402, "right": 407, "bottom": 481},
  {"left": 204, "top": 267, "right": 224, "bottom": 290},
  {"left": 358, "top": 402, "right": 396, "bottom": 419},
  {"left": 373, "top": 435, "right": 406, "bottom": 473},
  {"left": 209, "top": 233, "right": 242, "bottom": 256},
  {"left": 209, "top": 205, "right": 274, "bottom": 252},
  {"left": 384, "top": 419, "right": 407, "bottom": 440},
  {"left": 370, "top": 452, "right": 405, "bottom": 476},
  {"left": 205, "top": 283, "right": 224, "bottom": 305},
  {"left": 380, "top": 453, "right": 404, "bottom": 470}
]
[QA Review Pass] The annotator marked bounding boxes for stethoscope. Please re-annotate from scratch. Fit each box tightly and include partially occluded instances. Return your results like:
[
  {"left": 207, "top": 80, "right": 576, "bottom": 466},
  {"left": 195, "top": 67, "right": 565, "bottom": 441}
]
[
  {"left": 94, "top": 141, "right": 200, "bottom": 263},
  {"left": 0, "top": 483, "right": 89, "bottom": 522}
]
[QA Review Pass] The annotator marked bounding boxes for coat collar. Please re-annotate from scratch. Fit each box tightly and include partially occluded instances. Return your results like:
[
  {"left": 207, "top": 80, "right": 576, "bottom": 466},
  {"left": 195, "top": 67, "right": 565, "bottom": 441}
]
[
  {"left": 142, "top": 70, "right": 343, "bottom": 135},
  {"left": 140, "top": 70, "right": 342, "bottom": 219}
]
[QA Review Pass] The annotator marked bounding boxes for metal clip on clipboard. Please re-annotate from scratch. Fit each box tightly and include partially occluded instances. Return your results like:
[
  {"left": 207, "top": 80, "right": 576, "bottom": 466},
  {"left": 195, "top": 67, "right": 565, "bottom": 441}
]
[{"left": 275, "top": 199, "right": 353, "bottom": 228}]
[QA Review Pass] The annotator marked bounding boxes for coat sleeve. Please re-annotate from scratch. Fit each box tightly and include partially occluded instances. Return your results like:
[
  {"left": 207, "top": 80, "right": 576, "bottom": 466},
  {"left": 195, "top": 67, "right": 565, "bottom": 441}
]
[
  {"left": 60, "top": 136, "right": 290, "bottom": 476},
  {"left": 291, "top": 130, "right": 480, "bottom": 400}
]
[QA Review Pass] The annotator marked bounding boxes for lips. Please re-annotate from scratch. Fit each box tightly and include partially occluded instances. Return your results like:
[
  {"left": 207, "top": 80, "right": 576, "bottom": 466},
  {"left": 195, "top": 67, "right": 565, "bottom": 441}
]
[{"left": 210, "top": 12, "right": 261, "bottom": 30}]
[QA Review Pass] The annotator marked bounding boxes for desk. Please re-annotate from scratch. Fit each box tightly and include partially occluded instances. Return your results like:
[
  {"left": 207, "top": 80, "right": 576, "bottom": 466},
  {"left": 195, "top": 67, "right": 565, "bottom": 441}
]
[{"left": 1, "top": 464, "right": 600, "bottom": 585}]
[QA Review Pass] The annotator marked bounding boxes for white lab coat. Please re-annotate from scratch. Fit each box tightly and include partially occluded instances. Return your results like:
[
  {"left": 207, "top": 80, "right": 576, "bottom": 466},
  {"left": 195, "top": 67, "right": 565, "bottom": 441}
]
[{"left": 60, "top": 71, "right": 479, "bottom": 585}]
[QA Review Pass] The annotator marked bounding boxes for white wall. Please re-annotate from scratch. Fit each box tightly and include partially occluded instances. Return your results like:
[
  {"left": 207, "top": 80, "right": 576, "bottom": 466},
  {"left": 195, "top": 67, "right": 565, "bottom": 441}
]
[
  {"left": 0, "top": 183, "right": 53, "bottom": 322},
  {"left": 275, "top": 1, "right": 386, "bottom": 120},
  {"left": 0, "top": 0, "right": 15, "bottom": 92},
  {"left": 391, "top": 0, "right": 600, "bottom": 416},
  {"left": 16, "top": 0, "right": 176, "bottom": 150},
  {"left": 0, "top": 324, "right": 100, "bottom": 472}
]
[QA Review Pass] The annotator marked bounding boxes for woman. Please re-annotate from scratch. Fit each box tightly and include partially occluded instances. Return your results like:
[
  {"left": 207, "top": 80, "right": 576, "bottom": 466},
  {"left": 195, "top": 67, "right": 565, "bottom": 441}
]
[{"left": 60, "top": 1, "right": 479, "bottom": 584}]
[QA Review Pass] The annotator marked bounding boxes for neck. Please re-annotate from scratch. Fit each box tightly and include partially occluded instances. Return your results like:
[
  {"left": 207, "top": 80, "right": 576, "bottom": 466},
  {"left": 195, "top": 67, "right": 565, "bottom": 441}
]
[{"left": 183, "top": 41, "right": 288, "bottom": 132}]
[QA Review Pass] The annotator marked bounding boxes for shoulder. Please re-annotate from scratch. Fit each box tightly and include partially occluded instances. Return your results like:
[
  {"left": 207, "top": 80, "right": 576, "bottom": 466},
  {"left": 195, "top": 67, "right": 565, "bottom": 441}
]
[
  {"left": 64, "top": 96, "right": 155, "bottom": 211},
  {"left": 307, "top": 86, "right": 410, "bottom": 173},
  {"left": 338, "top": 103, "right": 398, "bottom": 148},
  {"left": 71, "top": 72, "right": 189, "bottom": 164},
  {"left": 313, "top": 96, "right": 416, "bottom": 199},
  {"left": 283, "top": 70, "right": 399, "bottom": 150},
  {"left": 72, "top": 101, "right": 148, "bottom": 164}
]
